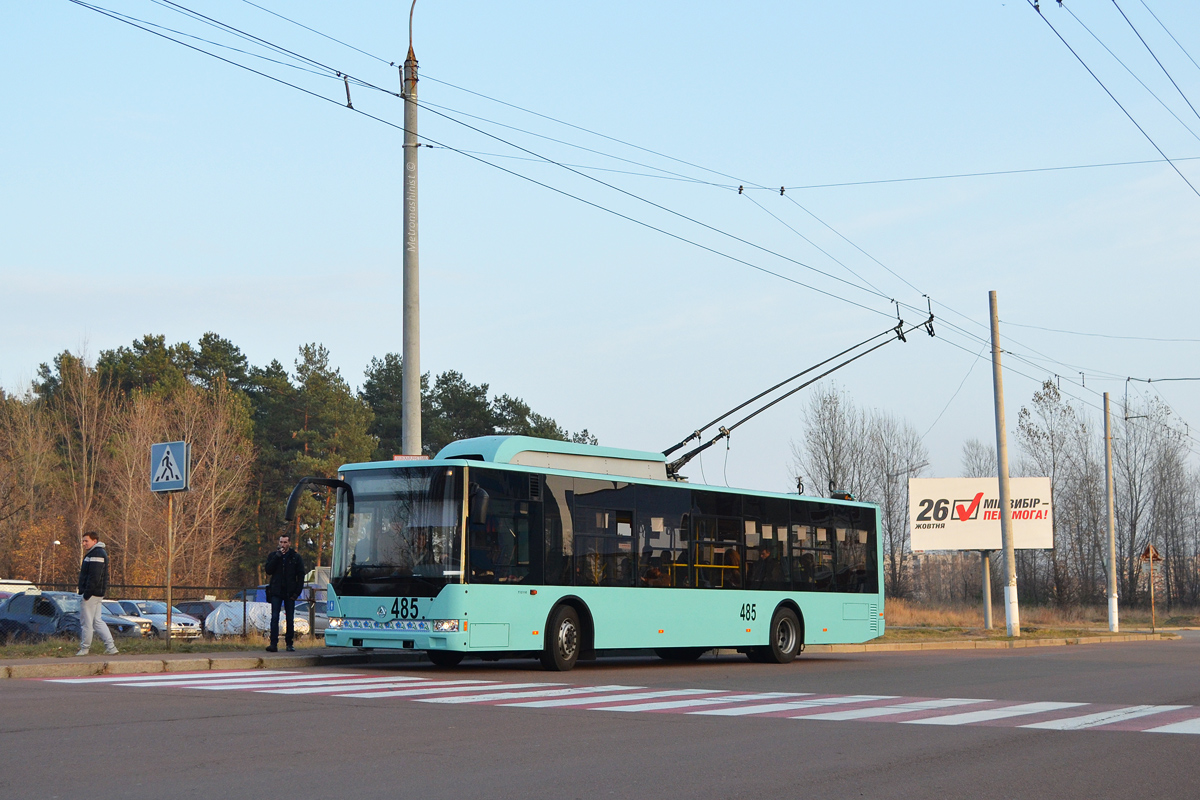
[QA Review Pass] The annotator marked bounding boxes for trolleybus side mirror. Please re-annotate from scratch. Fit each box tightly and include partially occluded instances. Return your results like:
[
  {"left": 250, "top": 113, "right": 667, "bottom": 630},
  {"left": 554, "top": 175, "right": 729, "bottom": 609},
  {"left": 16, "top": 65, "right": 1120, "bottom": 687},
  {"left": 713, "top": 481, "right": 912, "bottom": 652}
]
[{"left": 285, "top": 477, "right": 355, "bottom": 523}]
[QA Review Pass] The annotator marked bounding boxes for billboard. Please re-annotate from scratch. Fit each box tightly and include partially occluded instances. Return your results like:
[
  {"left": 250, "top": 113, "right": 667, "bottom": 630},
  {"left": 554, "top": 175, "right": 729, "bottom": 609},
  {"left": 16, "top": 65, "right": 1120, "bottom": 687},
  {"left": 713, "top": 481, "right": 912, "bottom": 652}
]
[{"left": 908, "top": 477, "right": 1053, "bottom": 551}]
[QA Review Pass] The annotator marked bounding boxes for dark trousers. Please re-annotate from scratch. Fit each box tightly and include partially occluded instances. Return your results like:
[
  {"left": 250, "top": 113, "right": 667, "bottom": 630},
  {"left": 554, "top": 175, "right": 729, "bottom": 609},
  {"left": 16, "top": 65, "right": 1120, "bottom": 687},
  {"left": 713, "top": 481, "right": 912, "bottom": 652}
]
[{"left": 270, "top": 596, "right": 296, "bottom": 646}]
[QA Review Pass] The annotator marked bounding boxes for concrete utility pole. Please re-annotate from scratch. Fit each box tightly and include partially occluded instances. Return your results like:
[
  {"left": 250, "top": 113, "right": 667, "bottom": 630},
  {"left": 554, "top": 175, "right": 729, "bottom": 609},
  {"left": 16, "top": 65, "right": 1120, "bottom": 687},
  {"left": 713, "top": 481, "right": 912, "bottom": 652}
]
[
  {"left": 981, "top": 550, "right": 993, "bottom": 630},
  {"left": 400, "top": 1, "right": 422, "bottom": 456},
  {"left": 989, "top": 291, "right": 1020, "bottom": 637},
  {"left": 1104, "top": 392, "right": 1119, "bottom": 632}
]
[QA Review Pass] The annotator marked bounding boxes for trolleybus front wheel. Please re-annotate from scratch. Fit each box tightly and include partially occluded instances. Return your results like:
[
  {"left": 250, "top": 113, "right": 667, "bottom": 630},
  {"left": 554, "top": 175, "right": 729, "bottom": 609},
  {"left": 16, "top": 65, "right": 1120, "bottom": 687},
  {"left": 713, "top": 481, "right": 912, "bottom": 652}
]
[
  {"left": 749, "top": 607, "right": 800, "bottom": 664},
  {"left": 540, "top": 605, "right": 581, "bottom": 671},
  {"left": 426, "top": 650, "right": 465, "bottom": 667}
]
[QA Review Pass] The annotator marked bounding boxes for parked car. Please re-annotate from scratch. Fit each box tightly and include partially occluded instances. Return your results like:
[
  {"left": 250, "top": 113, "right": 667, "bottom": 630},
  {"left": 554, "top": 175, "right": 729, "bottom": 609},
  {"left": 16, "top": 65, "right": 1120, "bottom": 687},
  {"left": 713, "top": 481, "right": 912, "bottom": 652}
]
[
  {"left": 102, "top": 600, "right": 153, "bottom": 637},
  {"left": 204, "top": 602, "right": 311, "bottom": 638},
  {"left": 293, "top": 601, "right": 329, "bottom": 635},
  {"left": 0, "top": 591, "right": 139, "bottom": 643},
  {"left": 175, "top": 600, "right": 224, "bottom": 635},
  {"left": 115, "top": 600, "right": 202, "bottom": 639}
]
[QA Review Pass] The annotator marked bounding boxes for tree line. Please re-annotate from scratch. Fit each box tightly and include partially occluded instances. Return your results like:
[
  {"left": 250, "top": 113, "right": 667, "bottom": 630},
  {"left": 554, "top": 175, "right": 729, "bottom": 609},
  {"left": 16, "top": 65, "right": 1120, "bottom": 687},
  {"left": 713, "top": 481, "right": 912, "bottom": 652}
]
[
  {"left": 791, "top": 382, "right": 1199, "bottom": 609},
  {"left": 0, "top": 334, "right": 594, "bottom": 589}
]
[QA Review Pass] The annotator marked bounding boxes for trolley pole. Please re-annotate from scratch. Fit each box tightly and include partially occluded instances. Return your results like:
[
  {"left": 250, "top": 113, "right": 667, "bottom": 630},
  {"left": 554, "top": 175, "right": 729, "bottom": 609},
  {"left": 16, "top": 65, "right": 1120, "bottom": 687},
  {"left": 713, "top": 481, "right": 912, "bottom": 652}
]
[
  {"left": 989, "top": 291, "right": 1020, "bottom": 637},
  {"left": 1104, "top": 392, "right": 1119, "bottom": 632},
  {"left": 400, "top": 8, "right": 422, "bottom": 457}
]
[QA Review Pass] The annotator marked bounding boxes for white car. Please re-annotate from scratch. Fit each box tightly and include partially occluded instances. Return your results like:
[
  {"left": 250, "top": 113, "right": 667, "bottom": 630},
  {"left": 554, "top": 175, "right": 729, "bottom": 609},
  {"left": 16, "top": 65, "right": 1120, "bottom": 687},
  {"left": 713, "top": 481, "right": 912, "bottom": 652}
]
[
  {"left": 102, "top": 600, "right": 154, "bottom": 637},
  {"left": 204, "top": 602, "right": 311, "bottom": 638},
  {"left": 116, "top": 600, "right": 202, "bottom": 639}
]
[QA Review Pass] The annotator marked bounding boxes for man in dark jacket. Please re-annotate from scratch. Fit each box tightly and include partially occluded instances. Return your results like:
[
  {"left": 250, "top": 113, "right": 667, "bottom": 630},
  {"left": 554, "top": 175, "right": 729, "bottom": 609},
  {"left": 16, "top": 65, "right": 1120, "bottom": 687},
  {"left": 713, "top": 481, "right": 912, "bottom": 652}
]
[
  {"left": 77, "top": 531, "right": 118, "bottom": 656},
  {"left": 264, "top": 532, "right": 306, "bottom": 652}
]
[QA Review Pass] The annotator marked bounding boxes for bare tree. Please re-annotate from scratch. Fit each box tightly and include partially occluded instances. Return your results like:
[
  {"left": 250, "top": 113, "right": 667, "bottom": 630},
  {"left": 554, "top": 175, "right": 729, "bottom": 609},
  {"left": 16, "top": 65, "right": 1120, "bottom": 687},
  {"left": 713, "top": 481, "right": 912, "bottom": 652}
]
[
  {"left": 1113, "top": 397, "right": 1165, "bottom": 604},
  {"left": 869, "top": 412, "right": 928, "bottom": 597},
  {"left": 51, "top": 353, "right": 116, "bottom": 563},
  {"left": 791, "top": 384, "right": 875, "bottom": 501},
  {"left": 1017, "top": 380, "right": 1079, "bottom": 604},
  {"left": 960, "top": 438, "right": 996, "bottom": 478}
]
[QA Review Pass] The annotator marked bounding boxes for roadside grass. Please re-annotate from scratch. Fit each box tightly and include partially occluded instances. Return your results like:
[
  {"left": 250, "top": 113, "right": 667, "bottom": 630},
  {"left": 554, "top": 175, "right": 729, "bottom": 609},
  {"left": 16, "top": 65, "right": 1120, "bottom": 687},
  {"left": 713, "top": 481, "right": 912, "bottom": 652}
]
[
  {"left": 884, "top": 597, "right": 1200, "bottom": 640},
  {"left": 0, "top": 634, "right": 327, "bottom": 660}
]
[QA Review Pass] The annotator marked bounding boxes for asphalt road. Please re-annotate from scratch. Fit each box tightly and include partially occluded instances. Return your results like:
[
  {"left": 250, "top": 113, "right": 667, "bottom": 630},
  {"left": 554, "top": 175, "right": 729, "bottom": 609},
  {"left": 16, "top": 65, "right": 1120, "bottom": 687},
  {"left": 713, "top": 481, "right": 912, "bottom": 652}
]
[{"left": 4, "top": 634, "right": 1199, "bottom": 800}]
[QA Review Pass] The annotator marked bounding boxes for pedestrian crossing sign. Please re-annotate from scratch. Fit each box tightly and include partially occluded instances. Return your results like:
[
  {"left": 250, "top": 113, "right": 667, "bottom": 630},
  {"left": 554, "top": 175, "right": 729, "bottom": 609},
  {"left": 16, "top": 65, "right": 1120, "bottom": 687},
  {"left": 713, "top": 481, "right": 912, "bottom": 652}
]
[{"left": 150, "top": 441, "right": 189, "bottom": 493}]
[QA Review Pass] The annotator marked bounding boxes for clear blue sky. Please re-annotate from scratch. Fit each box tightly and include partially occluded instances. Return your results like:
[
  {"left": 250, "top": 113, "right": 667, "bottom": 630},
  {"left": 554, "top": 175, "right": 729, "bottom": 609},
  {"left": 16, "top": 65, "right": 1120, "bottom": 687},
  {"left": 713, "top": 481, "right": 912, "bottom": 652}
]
[{"left": 3, "top": 1, "right": 1198, "bottom": 491}]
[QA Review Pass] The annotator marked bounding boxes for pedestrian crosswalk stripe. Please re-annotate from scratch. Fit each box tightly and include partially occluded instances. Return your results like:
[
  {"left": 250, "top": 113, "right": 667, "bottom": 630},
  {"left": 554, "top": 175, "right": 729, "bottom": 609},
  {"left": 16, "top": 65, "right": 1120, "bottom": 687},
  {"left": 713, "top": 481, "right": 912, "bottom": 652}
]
[
  {"left": 47, "top": 670, "right": 298, "bottom": 684},
  {"left": 505, "top": 688, "right": 719, "bottom": 709},
  {"left": 335, "top": 681, "right": 545, "bottom": 699},
  {"left": 904, "top": 701, "right": 1087, "bottom": 725},
  {"left": 1022, "top": 705, "right": 1188, "bottom": 730},
  {"left": 37, "top": 670, "right": 1200, "bottom": 735},
  {"left": 596, "top": 692, "right": 807, "bottom": 713},
  {"left": 802, "top": 697, "right": 985, "bottom": 721},
  {"left": 114, "top": 672, "right": 360, "bottom": 688},
  {"left": 261, "top": 676, "right": 431, "bottom": 695},
  {"left": 1145, "top": 717, "right": 1200, "bottom": 734},
  {"left": 420, "top": 684, "right": 638, "bottom": 704},
  {"left": 693, "top": 694, "right": 899, "bottom": 717}
]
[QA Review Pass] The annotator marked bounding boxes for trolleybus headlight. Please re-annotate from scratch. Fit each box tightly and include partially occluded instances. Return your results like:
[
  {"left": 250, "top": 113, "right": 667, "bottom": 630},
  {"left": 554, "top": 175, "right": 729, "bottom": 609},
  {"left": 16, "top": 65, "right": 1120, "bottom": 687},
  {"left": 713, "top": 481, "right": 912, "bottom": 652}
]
[
  {"left": 432, "top": 620, "right": 459, "bottom": 632},
  {"left": 328, "top": 618, "right": 344, "bottom": 628}
]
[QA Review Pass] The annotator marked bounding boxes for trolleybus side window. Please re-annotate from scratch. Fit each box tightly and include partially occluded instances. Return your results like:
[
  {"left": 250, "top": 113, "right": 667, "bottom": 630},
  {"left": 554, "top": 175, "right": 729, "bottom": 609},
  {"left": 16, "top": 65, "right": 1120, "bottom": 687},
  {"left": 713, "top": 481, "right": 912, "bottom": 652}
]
[
  {"left": 468, "top": 470, "right": 543, "bottom": 585},
  {"left": 542, "top": 474, "right": 574, "bottom": 586},
  {"left": 635, "top": 483, "right": 691, "bottom": 588},
  {"left": 744, "top": 495, "right": 790, "bottom": 590},
  {"left": 693, "top": 514, "right": 742, "bottom": 589},
  {"left": 572, "top": 478, "right": 637, "bottom": 587}
]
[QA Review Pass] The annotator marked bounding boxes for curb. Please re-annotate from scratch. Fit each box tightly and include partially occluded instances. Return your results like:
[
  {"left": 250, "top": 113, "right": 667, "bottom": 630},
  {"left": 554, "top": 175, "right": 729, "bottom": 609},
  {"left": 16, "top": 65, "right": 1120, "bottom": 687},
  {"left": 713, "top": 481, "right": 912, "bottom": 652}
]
[
  {"left": 804, "top": 632, "right": 1180, "bottom": 653},
  {"left": 1, "top": 648, "right": 426, "bottom": 680}
]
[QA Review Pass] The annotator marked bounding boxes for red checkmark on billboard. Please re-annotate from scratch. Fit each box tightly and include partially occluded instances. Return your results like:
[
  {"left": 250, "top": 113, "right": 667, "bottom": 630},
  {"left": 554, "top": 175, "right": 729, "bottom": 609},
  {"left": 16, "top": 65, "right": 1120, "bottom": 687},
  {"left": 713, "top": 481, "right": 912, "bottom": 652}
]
[{"left": 956, "top": 492, "right": 984, "bottom": 522}]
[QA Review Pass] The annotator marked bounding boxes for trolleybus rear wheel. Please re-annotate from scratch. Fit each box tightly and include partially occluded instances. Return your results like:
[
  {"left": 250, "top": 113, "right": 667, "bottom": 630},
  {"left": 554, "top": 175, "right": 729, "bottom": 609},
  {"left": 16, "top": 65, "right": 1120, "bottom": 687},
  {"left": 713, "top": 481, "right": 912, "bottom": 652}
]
[
  {"left": 540, "top": 605, "right": 581, "bottom": 671},
  {"left": 427, "top": 650, "right": 465, "bottom": 667}
]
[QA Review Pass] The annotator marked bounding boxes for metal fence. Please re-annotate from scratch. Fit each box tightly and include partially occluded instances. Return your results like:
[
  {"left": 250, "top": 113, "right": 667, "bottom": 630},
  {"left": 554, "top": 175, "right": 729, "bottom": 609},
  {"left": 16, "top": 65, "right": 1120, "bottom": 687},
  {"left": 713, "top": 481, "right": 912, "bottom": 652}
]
[{"left": 37, "top": 582, "right": 324, "bottom": 637}]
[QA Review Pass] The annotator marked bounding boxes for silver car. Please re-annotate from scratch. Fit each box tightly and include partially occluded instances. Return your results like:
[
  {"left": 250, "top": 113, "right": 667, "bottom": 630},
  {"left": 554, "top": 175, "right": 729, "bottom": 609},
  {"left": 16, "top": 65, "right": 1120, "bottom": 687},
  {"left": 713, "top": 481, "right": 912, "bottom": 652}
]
[
  {"left": 116, "top": 600, "right": 202, "bottom": 639},
  {"left": 293, "top": 601, "right": 329, "bottom": 635},
  {"left": 102, "top": 600, "right": 153, "bottom": 637}
]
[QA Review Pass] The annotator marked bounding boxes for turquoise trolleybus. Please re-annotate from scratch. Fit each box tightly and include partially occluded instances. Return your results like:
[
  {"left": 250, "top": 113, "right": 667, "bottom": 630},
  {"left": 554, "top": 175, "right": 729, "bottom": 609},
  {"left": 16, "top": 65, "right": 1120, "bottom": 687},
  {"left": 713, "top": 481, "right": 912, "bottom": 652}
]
[{"left": 287, "top": 435, "right": 884, "bottom": 671}]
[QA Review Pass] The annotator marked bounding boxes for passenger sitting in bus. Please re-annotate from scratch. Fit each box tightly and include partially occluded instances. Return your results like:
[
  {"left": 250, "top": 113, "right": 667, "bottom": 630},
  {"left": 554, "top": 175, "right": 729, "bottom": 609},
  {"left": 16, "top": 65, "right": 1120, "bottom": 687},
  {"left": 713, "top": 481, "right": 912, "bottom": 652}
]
[
  {"left": 795, "top": 552, "right": 817, "bottom": 590},
  {"left": 615, "top": 556, "right": 633, "bottom": 586},
  {"left": 723, "top": 548, "right": 742, "bottom": 588},
  {"left": 750, "top": 546, "right": 782, "bottom": 589},
  {"left": 642, "top": 563, "right": 670, "bottom": 588}
]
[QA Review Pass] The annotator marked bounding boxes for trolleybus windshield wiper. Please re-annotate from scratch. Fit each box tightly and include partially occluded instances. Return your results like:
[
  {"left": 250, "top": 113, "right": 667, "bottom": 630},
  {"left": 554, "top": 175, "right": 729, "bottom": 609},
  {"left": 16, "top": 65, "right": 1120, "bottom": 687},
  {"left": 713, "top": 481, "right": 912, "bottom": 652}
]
[{"left": 664, "top": 314, "right": 933, "bottom": 479}]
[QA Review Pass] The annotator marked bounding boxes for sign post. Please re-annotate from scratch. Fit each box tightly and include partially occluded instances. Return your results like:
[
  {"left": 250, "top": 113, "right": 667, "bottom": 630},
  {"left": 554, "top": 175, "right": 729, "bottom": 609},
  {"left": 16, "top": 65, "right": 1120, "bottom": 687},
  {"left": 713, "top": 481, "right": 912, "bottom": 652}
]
[
  {"left": 150, "top": 441, "right": 189, "bottom": 652},
  {"left": 1141, "top": 544, "right": 1162, "bottom": 634}
]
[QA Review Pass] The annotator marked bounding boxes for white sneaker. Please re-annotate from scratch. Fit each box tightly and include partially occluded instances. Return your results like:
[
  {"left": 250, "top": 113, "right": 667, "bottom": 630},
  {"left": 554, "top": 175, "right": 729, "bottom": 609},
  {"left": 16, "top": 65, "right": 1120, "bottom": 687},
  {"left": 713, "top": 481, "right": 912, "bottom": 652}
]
[
  {"left": 104, "top": 646, "right": 119, "bottom": 656},
  {"left": 75, "top": 648, "right": 89, "bottom": 657}
]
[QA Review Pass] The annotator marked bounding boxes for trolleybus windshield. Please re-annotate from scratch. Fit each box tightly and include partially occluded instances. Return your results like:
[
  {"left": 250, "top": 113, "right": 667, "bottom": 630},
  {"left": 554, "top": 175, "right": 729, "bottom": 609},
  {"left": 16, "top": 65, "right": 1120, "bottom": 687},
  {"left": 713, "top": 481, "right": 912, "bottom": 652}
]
[{"left": 332, "top": 466, "right": 462, "bottom": 597}]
